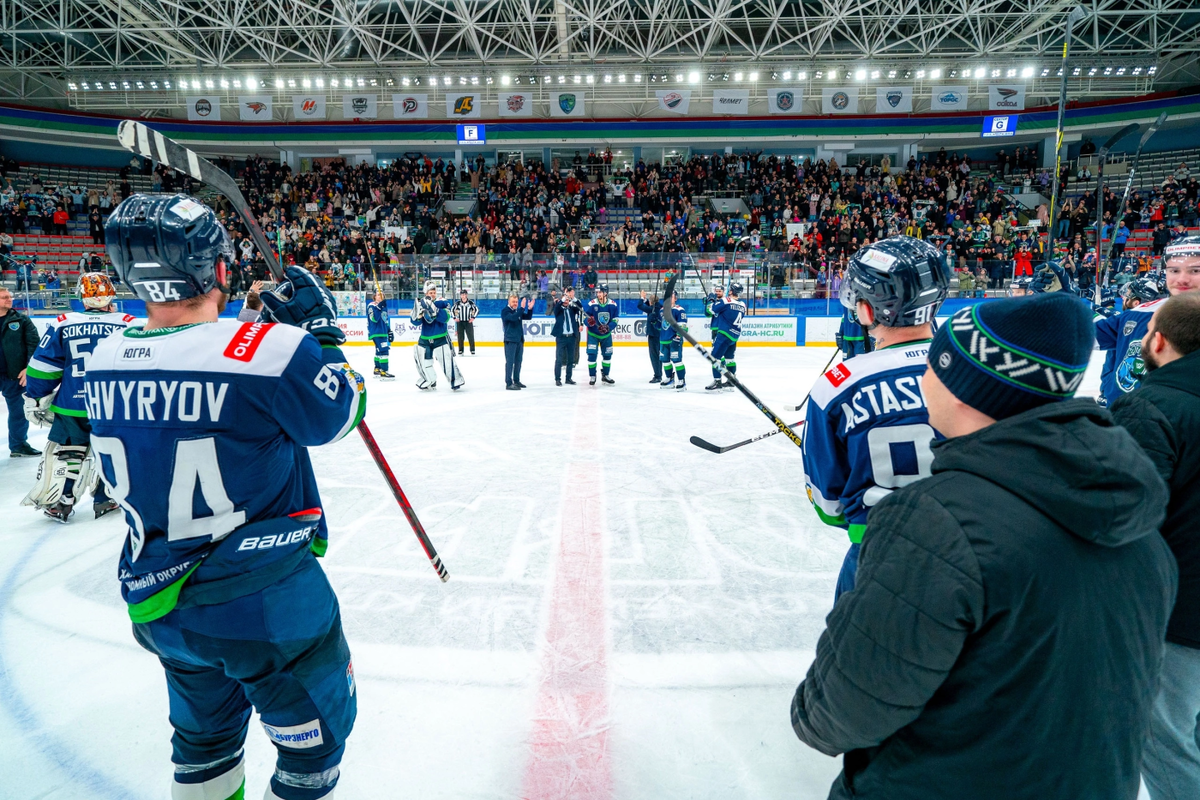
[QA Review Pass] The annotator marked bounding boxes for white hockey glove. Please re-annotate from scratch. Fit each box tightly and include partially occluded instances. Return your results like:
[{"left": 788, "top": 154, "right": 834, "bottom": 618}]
[{"left": 24, "top": 393, "right": 55, "bottom": 427}]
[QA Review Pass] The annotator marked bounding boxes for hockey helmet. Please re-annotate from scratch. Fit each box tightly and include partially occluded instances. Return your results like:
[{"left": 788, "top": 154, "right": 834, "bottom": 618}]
[
  {"left": 105, "top": 194, "right": 233, "bottom": 303},
  {"left": 1008, "top": 275, "right": 1034, "bottom": 297},
  {"left": 728, "top": 281, "right": 744, "bottom": 296},
  {"left": 1123, "top": 274, "right": 1167, "bottom": 304},
  {"left": 77, "top": 272, "right": 117, "bottom": 309},
  {"left": 840, "top": 236, "right": 949, "bottom": 327},
  {"left": 1164, "top": 235, "right": 1200, "bottom": 263},
  {"left": 596, "top": 283, "right": 610, "bottom": 295}
]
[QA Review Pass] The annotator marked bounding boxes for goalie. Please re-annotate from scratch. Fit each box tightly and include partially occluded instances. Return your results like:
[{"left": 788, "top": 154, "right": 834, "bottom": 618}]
[
  {"left": 22, "top": 272, "right": 132, "bottom": 521},
  {"left": 410, "top": 280, "right": 464, "bottom": 391}
]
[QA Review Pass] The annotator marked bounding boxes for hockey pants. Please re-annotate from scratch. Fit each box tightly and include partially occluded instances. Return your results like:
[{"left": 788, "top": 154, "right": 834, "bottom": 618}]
[
  {"left": 659, "top": 339, "right": 685, "bottom": 380},
  {"left": 371, "top": 337, "right": 390, "bottom": 373},
  {"left": 587, "top": 333, "right": 613, "bottom": 377},
  {"left": 133, "top": 557, "right": 355, "bottom": 800},
  {"left": 413, "top": 335, "right": 464, "bottom": 389},
  {"left": 711, "top": 334, "right": 738, "bottom": 380}
]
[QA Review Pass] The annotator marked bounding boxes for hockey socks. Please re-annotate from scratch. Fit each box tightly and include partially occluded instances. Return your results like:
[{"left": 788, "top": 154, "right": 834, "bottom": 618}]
[{"left": 172, "top": 750, "right": 246, "bottom": 800}]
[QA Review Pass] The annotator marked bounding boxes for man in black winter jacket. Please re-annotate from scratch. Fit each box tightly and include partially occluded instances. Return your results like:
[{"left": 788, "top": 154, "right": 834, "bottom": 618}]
[
  {"left": 1111, "top": 292, "right": 1200, "bottom": 800},
  {"left": 791, "top": 293, "right": 1177, "bottom": 800},
  {"left": 0, "top": 287, "right": 41, "bottom": 456}
]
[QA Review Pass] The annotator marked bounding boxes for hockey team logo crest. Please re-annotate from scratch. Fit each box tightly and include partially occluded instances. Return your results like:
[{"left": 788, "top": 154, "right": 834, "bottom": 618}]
[
  {"left": 598, "top": 312, "right": 611, "bottom": 325},
  {"left": 1123, "top": 318, "right": 1138, "bottom": 336},
  {"left": 994, "top": 87, "right": 1020, "bottom": 108},
  {"left": 558, "top": 93, "right": 576, "bottom": 114},
  {"left": 886, "top": 90, "right": 903, "bottom": 108},
  {"left": 776, "top": 91, "right": 795, "bottom": 111},
  {"left": 244, "top": 102, "right": 267, "bottom": 116},
  {"left": 831, "top": 92, "right": 850, "bottom": 110},
  {"left": 507, "top": 94, "right": 526, "bottom": 113},
  {"left": 938, "top": 91, "right": 963, "bottom": 105},
  {"left": 401, "top": 97, "right": 418, "bottom": 114},
  {"left": 193, "top": 98, "right": 212, "bottom": 117},
  {"left": 454, "top": 96, "right": 474, "bottom": 115},
  {"left": 663, "top": 92, "right": 684, "bottom": 109},
  {"left": 351, "top": 96, "right": 369, "bottom": 115},
  {"left": 301, "top": 99, "right": 318, "bottom": 115}
]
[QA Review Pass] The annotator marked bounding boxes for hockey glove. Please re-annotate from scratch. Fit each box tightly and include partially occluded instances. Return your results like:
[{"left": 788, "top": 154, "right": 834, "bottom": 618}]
[
  {"left": 388, "top": 329, "right": 394, "bottom": 344},
  {"left": 597, "top": 324, "right": 610, "bottom": 336},
  {"left": 420, "top": 297, "right": 437, "bottom": 322},
  {"left": 24, "top": 394, "right": 55, "bottom": 427},
  {"left": 259, "top": 266, "right": 345, "bottom": 347}
]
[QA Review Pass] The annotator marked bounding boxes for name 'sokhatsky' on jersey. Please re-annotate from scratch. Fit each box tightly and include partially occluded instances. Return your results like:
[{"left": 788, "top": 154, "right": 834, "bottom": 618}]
[
  {"left": 83, "top": 320, "right": 366, "bottom": 609},
  {"left": 25, "top": 310, "right": 135, "bottom": 415},
  {"left": 803, "top": 341, "right": 936, "bottom": 543}
]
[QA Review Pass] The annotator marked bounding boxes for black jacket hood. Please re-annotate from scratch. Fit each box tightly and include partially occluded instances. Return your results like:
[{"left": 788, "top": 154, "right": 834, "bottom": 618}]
[
  {"left": 931, "top": 398, "right": 1168, "bottom": 547},
  {"left": 1143, "top": 350, "right": 1200, "bottom": 397}
]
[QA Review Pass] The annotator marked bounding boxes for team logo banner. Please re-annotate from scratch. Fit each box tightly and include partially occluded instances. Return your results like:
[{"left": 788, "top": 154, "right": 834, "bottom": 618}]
[
  {"left": 875, "top": 86, "right": 913, "bottom": 113},
  {"left": 988, "top": 85, "right": 1026, "bottom": 111},
  {"left": 766, "top": 88, "right": 802, "bottom": 115},
  {"left": 341, "top": 94, "right": 378, "bottom": 119},
  {"left": 550, "top": 91, "right": 586, "bottom": 118},
  {"left": 238, "top": 95, "right": 273, "bottom": 121},
  {"left": 292, "top": 95, "right": 326, "bottom": 120},
  {"left": 497, "top": 92, "right": 534, "bottom": 118},
  {"left": 931, "top": 85, "right": 969, "bottom": 111},
  {"left": 390, "top": 93, "right": 428, "bottom": 119},
  {"left": 655, "top": 89, "right": 692, "bottom": 115},
  {"left": 821, "top": 88, "right": 859, "bottom": 114},
  {"left": 712, "top": 89, "right": 750, "bottom": 115},
  {"left": 446, "top": 93, "right": 482, "bottom": 118},
  {"left": 185, "top": 96, "right": 221, "bottom": 121}
]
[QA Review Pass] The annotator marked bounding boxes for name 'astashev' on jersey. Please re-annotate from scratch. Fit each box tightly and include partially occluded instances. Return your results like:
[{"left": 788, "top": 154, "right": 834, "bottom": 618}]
[
  {"left": 1095, "top": 296, "right": 1165, "bottom": 407},
  {"left": 82, "top": 320, "right": 365, "bottom": 615},
  {"left": 802, "top": 341, "right": 937, "bottom": 543},
  {"left": 24, "top": 310, "right": 135, "bottom": 416}
]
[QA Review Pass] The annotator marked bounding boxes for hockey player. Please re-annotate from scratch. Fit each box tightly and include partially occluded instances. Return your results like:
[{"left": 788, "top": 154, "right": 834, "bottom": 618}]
[
  {"left": 584, "top": 283, "right": 618, "bottom": 385},
  {"left": 706, "top": 283, "right": 747, "bottom": 391},
  {"left": 89, "top": 194, "right": 366, "bottom": 800},
  {"left": 366, "top": 289, "right": 394, "bottom": 380},
  {"left": 835, "top": 302, "right": 872, "bottom": 359},
  {"left": 803, "top": 236, "right": 950, "bottom": 600},
  {"left": 658, "top": 291, "right": 687, "bottom": 390},
  {"left": 22, "top": 271, "right": 131, "bottom": 521},
  {"left": 1008, "top": 274, "right": 1034, "bottom": 297},
  {"left": 410, "top": 280, "right": 464, "bottom": 390}
]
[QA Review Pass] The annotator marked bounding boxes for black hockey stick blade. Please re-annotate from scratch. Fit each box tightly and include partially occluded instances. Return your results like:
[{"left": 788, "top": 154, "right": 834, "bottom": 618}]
[{"left": 689, "top": 419, "right": 805, "bottom": 454}]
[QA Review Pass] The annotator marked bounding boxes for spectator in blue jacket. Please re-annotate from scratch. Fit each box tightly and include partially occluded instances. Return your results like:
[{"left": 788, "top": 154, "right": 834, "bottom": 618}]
[{"left": 501, "top": 293, "right": 534, "bottom": 390}]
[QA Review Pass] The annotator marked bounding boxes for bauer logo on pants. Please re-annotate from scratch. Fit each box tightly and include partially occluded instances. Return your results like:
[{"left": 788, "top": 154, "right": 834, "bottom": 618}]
[{"left": 262, "top": 719, "right": 324, "bottom": 749}]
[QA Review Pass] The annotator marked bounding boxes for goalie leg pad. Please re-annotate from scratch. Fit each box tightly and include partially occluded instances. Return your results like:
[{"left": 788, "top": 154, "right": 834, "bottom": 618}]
[
  {"left": 22, "top": 443, "right": 93, "bottom": 509},
  {"left": 432, "top": 342, "right": 464, "bottom": 389},
  {"left": 413, "top": 342, "right": 437, "bottom": 389}
]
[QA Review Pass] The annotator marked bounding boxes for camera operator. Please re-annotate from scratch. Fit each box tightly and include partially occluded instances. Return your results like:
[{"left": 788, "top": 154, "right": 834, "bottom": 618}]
[{"left": 551, "top": 287, "right": 582, "bottom": 386}]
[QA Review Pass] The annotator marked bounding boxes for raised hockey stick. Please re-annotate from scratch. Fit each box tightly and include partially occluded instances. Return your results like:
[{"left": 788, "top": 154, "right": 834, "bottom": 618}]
[
  {"left": 116, "top": 120, "right": 450, "bottom": 583},
  {"left": 661, "top": 274, "right": 804, "bottom": 450},
  {"left": 689, "top": 420, "right": 805, "bottom": 454}
]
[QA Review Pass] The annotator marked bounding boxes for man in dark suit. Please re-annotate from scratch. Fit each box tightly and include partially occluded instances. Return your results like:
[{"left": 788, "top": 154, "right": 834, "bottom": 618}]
[
  {"left": 637, "top": 288, "right": 663, "bottom": 383},
  {"left": 551, "top": 286, "right": 582, "bottom": 386},
  {"left": 501, "top": 293, "right": 534, "bottom": 390}
]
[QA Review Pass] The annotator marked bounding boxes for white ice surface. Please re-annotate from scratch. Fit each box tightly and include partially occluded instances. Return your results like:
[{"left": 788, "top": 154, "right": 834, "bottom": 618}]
[{"left": 0, "top": 344, "right": 1137, "bottom": 800}]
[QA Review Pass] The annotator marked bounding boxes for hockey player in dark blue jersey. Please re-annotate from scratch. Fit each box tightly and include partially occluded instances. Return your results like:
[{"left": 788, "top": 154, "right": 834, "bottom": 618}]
[
  {"left": 658, "top": 291, "right": 688, "bottom": 390},
  {"left": 89, "top": 194, "right": 367, "bottom": 800},
  {"left": 585, "top": 284, "right": 619, "bottom": 385},
  {"left": 803, "top": 236, "right": 950, "bottom": 600},
  {"left": 1096, "top": 236, "right": 1200, "bottom": 406},
  {"left": 835, "top": 303, "right": 872, "bottom": 359},
  {"left": 705, "top": 283, "right": 747, "bottom": 391},
  {"left": 22, "top": 271, "right": 132, "bottom": 521},
  {"left": 366, "top": 288, "right": 394, "bottom": 380},
  {"left": 410, "top": 280, "right": 464, "bottom": 390}
]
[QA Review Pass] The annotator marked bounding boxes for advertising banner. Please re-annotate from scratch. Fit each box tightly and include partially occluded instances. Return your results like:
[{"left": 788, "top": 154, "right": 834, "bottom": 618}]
[
  {"left": 238, "top": 96, "right": 273, "bottom": 121},
  {"left": 292, "top": 95, "right": 326, "bottom": 120},
  {"left": 875, "top": 86, "right": 913, "bottom": 113},
  {"left": 821, "top": 88, "right": 859, "bottom": 114},
  {"left": 988, "top": 84, "right": 1026, "bottom": 111},
  {"left": 446, "top": 93, "right": 482, "bottom": 118},
  {"left": 341, "top": 94, "right": 378, "bottom": 119},
  {"left": 497, "top": 91, "right": 534, "bottom": 117},
  {"left": 655, "top": 89, "right": 691, "bottom": 115},
  {"left": 766, "top": 88, "right": 803, "bottom": 114},
  {"left": 712, "top": 89, "right": 750, "bottom": 115},
  {"left": 390, "top": 93, "right": 428, "bottom": 119},
  {"left": 185, "top": 96, "right": 221, "bottom": 121},
  {"left": 549, "top": 91, "right": 586, "bottom": 118},
  {"left": 931, "top": 85, "right": 968, "bottom": 111}
]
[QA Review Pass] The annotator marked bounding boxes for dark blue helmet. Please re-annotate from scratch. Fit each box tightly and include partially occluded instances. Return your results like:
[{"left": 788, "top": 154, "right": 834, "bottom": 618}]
[
  {"left": 597, "top": 283, "right": 610, "bottom": 295},
  {"left": 840, "top": 236, "right": 949, "bottom": 327},
  {"left": 105, "top": 193, "right": 234, "bottom": 303},
  {"left": 1124, "top": 274, "right": 1167, "bottom": 304},
  {"left": 728, "top": 281, "right": 744, "bottom": 296}
]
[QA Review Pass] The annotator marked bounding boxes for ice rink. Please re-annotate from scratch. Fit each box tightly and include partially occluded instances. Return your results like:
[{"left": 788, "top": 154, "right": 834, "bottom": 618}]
[{"left": 0, "top": 342, "right": 1117, "bottom": 800}]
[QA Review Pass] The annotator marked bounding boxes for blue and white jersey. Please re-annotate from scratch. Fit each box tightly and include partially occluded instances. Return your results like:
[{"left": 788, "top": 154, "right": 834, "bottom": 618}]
[
  {"left": 802, "top": 341, "right": 936, "bottom": 543},
  {"left": 660, "top": 305, "right": 687, "bottom": 342},
  {"left": 410, "top": 298, "right": 452, "bottom": 339},
  {"left": 25, "top": 310, "right": 134, "bottom": 416},
  {"left": 83, "top": 320, "right": 366, "bottom": 614},
  {"left": 711, "top": 297, "right": 747, "bottom": 340},
  {"left": 366, "top": 300, "right": 390, "bottom": 341},
  {"left": 585, "top": 299, "right": 619, "bottom": 338},
  {"left": 1095, "top": 297, "right": 1164, "bottom": 406}
]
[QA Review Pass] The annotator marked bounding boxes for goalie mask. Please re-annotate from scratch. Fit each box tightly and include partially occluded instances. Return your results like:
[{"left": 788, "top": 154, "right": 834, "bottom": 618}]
[{"left": 78, "top": 272, "right": 117, "bottom": 310}]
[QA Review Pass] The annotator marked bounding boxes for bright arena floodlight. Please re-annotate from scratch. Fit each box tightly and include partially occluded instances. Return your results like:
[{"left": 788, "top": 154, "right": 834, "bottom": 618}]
[
  {"left": 1022, "top": 66, "right": 1034, "bottom": 77},
  {"left": 855, "top": 69, "right": 866, "bottom": 80},
  {"left": 734, "top": 72, "right": 743, "bottom": 81},
  {"left": 798, "top": 70, "right": 807, "bottom": 79},
  {"left": 974, "top": 67, "right": 986, "bottom": 78}
]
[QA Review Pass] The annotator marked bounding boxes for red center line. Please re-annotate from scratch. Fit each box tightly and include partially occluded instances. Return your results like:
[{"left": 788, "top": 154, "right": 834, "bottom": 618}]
[{"left": 522, "top": 390, "right": 612, "bottom": 800}]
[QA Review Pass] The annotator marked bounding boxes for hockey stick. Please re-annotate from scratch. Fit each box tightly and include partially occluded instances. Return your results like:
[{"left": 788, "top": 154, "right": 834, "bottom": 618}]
[
  {"left": 689, "top": 420, "right": 805, "bottom": 454},
  {"left": 116, "top": 120, "right": 450, "bottom": 583},
  {"left": 788, "top": 348, "right": 841, "bottom": 411},
  {"left": 661, "top": 274, "right": 804, "bottom": 450}
]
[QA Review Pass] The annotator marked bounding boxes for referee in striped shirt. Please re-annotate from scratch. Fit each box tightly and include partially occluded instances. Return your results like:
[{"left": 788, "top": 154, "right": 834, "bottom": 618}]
[{"left": 452, "top": 289, "right": 479, "bottom": 355}]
